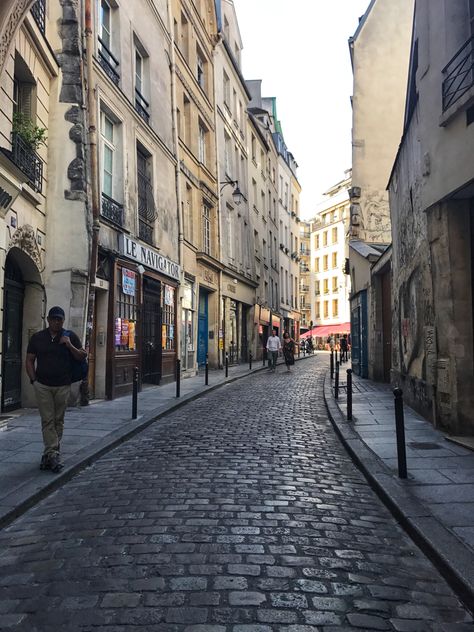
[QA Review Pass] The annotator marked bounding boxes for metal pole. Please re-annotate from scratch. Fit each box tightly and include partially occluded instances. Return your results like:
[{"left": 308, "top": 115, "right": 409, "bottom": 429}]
[
  {"left": 335, "top": 361, "right": 340, "bottom": 399},
  {"left": 176, "top": 358, "right": 181, "bottom": 398},
  {"left": 249, "top": 351, "right": 252, "bottom": 371},
  {"left": 132, "top": 366, "right": 138, "bottom": 419},
  {"left": 225, "top": 352, "right": 228, "bottom": 378},
  {"left": 330, "top": 350, "right": 334, "bottom": 380},
  {"left": 205, "top": 353, "right": 209, "bottom": 386},
  {"left": 347, "top": 368, "right": 352, "bottom": 421},
  {"left": 262, "top": 347, "right": 266, "bottom": 367},
  {"left": 394, "top": 387, "right": 407, "bottom": 478}
]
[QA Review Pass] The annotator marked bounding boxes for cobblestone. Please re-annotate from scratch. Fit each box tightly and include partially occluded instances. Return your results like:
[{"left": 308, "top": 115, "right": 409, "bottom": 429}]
[{"left": 0, "top": 360, "right": 472, "bottom": 630}]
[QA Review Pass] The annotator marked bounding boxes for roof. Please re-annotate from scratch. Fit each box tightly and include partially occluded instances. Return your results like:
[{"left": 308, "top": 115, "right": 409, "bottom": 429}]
[{"left": 349, "top": 240, "right": 389, "bottom": 260}]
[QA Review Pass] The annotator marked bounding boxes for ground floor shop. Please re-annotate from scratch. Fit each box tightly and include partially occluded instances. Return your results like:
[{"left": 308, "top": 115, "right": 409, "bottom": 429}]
[{"left": 221, "top": 274, "right": 257, "bottom": 366}]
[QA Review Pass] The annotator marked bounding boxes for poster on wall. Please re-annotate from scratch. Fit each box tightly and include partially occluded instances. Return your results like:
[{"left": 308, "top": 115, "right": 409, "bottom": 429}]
[
  {"left": 114, "top": 318, "right": 122, "bottom": 346},
  {"left": 162, "top": 324, "right": 167, "bottom": 349},
  {"left": 122, "top": 269, "right": 136, "bottom": 296},
  {"left": 164, "top": 285, "right": 174, "bottom": 306},
  {"left": 121, "top": 319, "right": 129, "bottom": 346},
  {"left": 128, "top": 321, "right": 136, "bottom": 351}
]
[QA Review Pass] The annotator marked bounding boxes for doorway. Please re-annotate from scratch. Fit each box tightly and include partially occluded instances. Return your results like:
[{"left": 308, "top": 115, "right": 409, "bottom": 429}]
[
  {"left": 2, "top": 257, "right": 25, "bottom": 411},
  {"left": 197, "top": 288, "right": 208, "bottom": 366},
  {"left": 381, "top": 271, "right": 392, "bottom": 382},
  {"left": 142, "top": 277, "right": 161, "bottom": 384}
]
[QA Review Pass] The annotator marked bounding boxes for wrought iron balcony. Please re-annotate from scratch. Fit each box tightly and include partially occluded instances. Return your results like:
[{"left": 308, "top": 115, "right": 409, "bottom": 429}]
[
  {"left": 31, "top": 0, "right": 46, "bottom": 35},
  {"left": 139, "top": 219, "right": 153, "bottom": 245},
  {"left": 101, "top": 192, "right": 123, "bottom": 226},
  {"left": 98, "top": 37, "right": 120, "bottom": 85},
  {"left": 135, "top": 89, "right": 150, "bottom": 124},
  {"left": 442, "top": 35, "right": 474, "bottom": 111},
  {"left": 11, "top": 133, "right": 43, "bottom": 193}
]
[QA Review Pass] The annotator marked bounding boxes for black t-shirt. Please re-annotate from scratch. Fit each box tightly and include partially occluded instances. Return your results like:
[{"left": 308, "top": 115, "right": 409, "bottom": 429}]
[{"left": 27, "top": 328, "right": 82, "bottom": 386}]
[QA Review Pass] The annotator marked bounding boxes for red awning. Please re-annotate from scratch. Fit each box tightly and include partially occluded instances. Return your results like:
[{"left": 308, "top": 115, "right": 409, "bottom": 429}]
[{"left": 300, "top": 322, "right": 350, "bottom": 339}]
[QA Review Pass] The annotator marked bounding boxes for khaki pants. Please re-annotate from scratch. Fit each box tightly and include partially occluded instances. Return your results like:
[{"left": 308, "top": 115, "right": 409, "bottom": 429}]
[{"left": 34, "top": 382, "right": 71, "bottom": 456}]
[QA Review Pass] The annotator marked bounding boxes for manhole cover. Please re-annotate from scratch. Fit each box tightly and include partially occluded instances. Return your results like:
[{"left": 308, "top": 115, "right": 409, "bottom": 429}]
[{"left": 409, "top": 442, "right": 441, "bottom": 450}]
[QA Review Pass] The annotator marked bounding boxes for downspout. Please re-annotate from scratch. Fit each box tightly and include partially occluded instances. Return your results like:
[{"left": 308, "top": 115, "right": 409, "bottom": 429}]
[
  {"left": 167, "top": 0, "right": 184, "bottom": 371},
  {"left": 83, "top": 0, "right": 100, "bottom": 395}
]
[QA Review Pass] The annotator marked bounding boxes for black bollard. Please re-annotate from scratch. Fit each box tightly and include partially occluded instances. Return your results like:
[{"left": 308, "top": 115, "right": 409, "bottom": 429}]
[
  {"left": 347, "top": 368, "right": 352, "bottom": 421},
  {"left": 249, "top": 351, "right": 252, "bottom": 371},
  {"left": 176, "top": 358, "right": 181, "bottom": 398},
  {"left": 330, "top": 350, "right": 334, "bottom": 380},
  {"left": 132, "top": 366, "right": 139, "bottom": 419},
  {"left": 205, "top": 353, "right": 209, "bottom": 386},
  {"left": 225, "top": 352, "right": 229, "bottom": 378},
  {"left": 394, "top": 387, "right": 407, "bottom": 478},
  {"left": 335, "top": 361, "right": 340, "bottom": 399}
]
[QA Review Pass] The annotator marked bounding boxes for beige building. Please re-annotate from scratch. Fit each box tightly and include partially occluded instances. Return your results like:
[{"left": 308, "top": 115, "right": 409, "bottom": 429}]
[
  {"left": 299, "top": 221, "right": 311, "bottom": 331},
  {"left": 348, "top": 0, "right": 414, "bottom": 379},
  {"left": 389, "top": 0, "right": 474, "bottom": 434},
  {"left": 311, "top": 171, "right": 351, "bottom": 332},
  {"left": 0, "top": 0, "right": 89, "bottom": 410}
]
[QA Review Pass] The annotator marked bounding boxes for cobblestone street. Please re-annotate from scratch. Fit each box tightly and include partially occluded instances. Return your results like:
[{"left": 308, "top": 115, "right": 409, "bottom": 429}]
[{"left": 0, "top": 358, "right": 472, "bottom": 631}]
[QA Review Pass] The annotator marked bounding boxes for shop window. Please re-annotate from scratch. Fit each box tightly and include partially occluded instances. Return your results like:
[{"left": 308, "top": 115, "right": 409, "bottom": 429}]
[
  {"left": 114, "top": 266, "right": 137, "bottom": 352},
  {"left": 162, "top": 284, "right": 175, "bottom": 351}
]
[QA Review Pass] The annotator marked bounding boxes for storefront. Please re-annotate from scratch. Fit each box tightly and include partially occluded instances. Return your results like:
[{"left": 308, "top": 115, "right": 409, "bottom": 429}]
[
  {"left": 221, "top": 275, "right": 256, "bottom": 366},
  {"left": 98, "top": 235, "right": 180, "bottom": 399}
]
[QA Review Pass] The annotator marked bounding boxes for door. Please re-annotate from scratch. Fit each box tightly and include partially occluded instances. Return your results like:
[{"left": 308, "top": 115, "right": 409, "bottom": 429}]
[
  {"left": 2, "top": 258, "right": 24, "bottom": 411},
  {"left": 197, "top": 289, "right": 208, "bottom": 366},
  {"left": 381, "top": 271, "right": 392, "bottom": 382},
  {"left": 142, "top": 278, "right": 161, "bottom": 384}
]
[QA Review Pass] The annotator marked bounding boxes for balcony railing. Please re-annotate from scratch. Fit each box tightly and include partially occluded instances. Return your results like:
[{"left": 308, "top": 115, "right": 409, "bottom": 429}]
[
  {"left": 11, "top": 133, "right": 43, "bottom": 193},
  {"left": 101, "top": 192, "right": 123, "bottom": 226},
  {"left": 98, "top": 37, "right": 120, "bottom": 85},
  {"left": 442, "top": 35, "right": 474, "bottom": 111},
  {"left": 135, "top": 88, "right": 150, "bottom": 124},
  {"left": 31, "top": 0, "right": 46, "bottom": 35}
]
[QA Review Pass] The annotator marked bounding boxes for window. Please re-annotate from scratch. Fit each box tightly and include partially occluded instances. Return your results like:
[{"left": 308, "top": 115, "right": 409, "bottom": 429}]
[
  {"left": 284, "top": 183, "right": 288, "bottom": 209},
  {"left": 183, "top": 94, "right": 191, "bottom": 144},
  {"left": 196, "top": 47, "right": 207, "bottom": 91},
  {"left": 251, "top": 134, "right": 256, "bottom": 162},
  {"left": 324, "top": 300, "right": 329, "bottom": 319},
  {"left": 101, "top": 113, "right": 114, "bottom": 198},
  {"left": 184, "top": 183, "right": 193, "bottom": 242},
  {"left": 332, "top": 227, "right": 338, "bottom": 243},
  {"left": 162, "top": 285, "right": 176, "bottom": 351},
  {"left": 332, "top": 299, "right": 339, "bottom": 318},
  {"left": 315, "top": 257, "right": 320, "bottom": 273},
  {"left": 202, "top": 202, "right": 211, "bottom": 254},
  {"left": 137, "top": 145, "right": 155, "bottom": 244},
  {"left": 323, "top": 231, "right": 328, "bottom": 247},
  {"left": 323, "top": 255, "right": 329, "bottom": 271},
  {"left": 198, "top": 121, "right": 207, "bottom": 164},
  {"left": 315, "top": 234, "right": 320, "bottom": 249},
  {"left": 134, "top": 44, "right": 149, "bottom": 122},
  {"left": 315, "top": 302, "right": 321, "bottom": 319},
  {"left": 224, "top": 132, "right": 232, "bottom": 176},
  {"left": 180, "top": 12, "right": 189, "bottom": 59},
  {"left": 323, "top": 279, "right": 329, "bottom": 295},
  {"left": 332, "top": 276, "right": 338, "bottom": 292},
  {"left": 115, "top": 266, "right": 138, "bottom": 352},
  {"left": 223, "top": 71, "right": 230, "bottom": 107},
  {"left": 332, "top": 210, "right": 338, "bottom": 222},
  {"left": 332, "top": 252, "right": 338, "bottom": 268},
  {"left": 315, "top": 280, "right": 320, "bottom": 296},
  {"left": 97, "top": 0, "right": 119, "bottom": 83}
]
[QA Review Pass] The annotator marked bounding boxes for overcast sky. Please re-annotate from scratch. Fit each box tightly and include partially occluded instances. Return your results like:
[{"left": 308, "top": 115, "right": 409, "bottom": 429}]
[{"left": 233, "top": 0, "right": 370, "bottom": 219}]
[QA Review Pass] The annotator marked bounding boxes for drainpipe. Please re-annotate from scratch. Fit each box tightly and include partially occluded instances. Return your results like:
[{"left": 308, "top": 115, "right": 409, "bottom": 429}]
[
  {"left": 167, "top": 0, "right": 184, "bottom": 371},
  {"left": 83, "top": 0, "right": 100, "bottom": 395}
]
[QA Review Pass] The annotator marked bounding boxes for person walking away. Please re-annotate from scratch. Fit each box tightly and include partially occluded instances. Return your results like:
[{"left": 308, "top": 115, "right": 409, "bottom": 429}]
[
  {"left": 25, "top": 306, "right": 87, "bottom": 473},
  {"left": 340, "top": 334, "right": 348, "bottom": 361},
  {"left": 282, "top": 331, "right": 296, "bottom": 372},
  {"left": 266, "top": 328, "right": 281, "bottom": 372},
  {"left": 306, "top": 337, "right": 314, "bottom": 354}
]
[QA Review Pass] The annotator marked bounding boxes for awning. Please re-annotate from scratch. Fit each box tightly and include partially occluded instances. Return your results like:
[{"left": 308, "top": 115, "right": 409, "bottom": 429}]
[{"left": 300, "top": 322, "right": 350, "bottom": 339}]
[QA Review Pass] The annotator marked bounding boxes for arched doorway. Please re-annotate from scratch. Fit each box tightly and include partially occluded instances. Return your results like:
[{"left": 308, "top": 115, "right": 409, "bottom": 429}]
[{"left": 2, "top": 257, "right": 25, "bottom": 410}]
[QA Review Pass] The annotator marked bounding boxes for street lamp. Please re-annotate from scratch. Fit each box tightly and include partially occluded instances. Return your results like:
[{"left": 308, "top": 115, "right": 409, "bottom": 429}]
[{"left": 219, "top": 179, "right": 243, "bottom": 206}]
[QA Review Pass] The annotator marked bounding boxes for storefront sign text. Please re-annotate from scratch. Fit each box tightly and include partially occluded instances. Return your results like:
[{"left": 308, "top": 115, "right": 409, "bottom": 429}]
[{"left": 119, "top": 234, "right": 180, "bottom": 281}]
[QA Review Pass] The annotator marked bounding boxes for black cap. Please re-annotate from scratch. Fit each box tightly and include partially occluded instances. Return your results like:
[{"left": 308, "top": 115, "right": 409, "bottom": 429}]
[{"left": 48, "top": 306, "right": 65, "bottom": 319}]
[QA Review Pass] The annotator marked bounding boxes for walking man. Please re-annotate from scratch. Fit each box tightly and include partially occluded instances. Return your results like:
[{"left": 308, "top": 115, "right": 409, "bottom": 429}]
[
  {"left": 25, "top": 306, "right": 87, "bottom": 473},
  {"left": 266, "top": 328, "right": 281, "bottom": 372}
]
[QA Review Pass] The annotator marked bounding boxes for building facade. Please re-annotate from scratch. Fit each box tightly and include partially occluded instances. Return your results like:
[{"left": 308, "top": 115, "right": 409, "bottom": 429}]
[
  {"left": 348, "top": 0, "right": 414, "bottom": 378},
  {"left": 299, "top": 221, "right": 311, "bottom": 331},
  {"left": 388, "top": 0, "right": 474, "bottom": 434}
]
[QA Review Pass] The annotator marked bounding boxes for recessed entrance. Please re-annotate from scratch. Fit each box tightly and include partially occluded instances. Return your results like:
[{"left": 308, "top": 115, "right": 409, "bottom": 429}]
[{"left": 2, "top": 257, "right": 24, "bottom": 411}]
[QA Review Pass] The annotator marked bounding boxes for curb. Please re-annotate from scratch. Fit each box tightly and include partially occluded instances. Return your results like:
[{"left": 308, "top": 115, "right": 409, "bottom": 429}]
[
  {"left": 0, "top": 354, "right": 315, "bottom": 531},
  {"left": 323, "top": 370, "right": 474, "bottom": 614}
]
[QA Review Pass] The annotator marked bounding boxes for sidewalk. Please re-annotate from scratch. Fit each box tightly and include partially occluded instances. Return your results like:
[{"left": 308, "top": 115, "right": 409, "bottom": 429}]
[
  {"left": 0, "top": 354, "right": 313, "bottom": 531},
  {"left": 323, "top": 361, "right": 474, "bottom": 610}
]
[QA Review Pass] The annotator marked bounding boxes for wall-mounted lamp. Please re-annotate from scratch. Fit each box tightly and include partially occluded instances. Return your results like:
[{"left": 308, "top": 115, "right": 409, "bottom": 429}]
[
  {"left": 137, "top": 265, "right": 145, "bottom": 275},
  {"left": 219, "top": 179, "right": 243, "bottom": 206}
]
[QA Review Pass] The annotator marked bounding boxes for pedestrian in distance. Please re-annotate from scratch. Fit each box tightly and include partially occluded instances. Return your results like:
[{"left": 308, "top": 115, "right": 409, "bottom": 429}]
[
  {"left": 282, "top": 330, "right": 296, "bottom": 372},
  {"left": 266, "top": 328, "right": 281, "bottom": 372},
  {"left": 306, "top": 337, "right": 314, "bottom": 354},
  {"left": 25, "top": 306, "right": 87, "bottom": 473},
  {"left": 340, "top": 333, "right": 348, "bottom": 362},
  {"left": 328, "top": 335, "right": 335, "bottom": 352}
]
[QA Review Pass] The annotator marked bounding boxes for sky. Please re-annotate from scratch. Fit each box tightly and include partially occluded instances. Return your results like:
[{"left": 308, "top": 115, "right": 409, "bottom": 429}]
[{"left": 233, "top": 0, "right": 370, "bottom": 219}]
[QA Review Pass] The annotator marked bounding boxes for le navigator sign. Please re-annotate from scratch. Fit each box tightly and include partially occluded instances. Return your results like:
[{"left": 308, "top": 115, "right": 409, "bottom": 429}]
[{"left": 118, "top": 234, "right": 181, "bottom": 281}]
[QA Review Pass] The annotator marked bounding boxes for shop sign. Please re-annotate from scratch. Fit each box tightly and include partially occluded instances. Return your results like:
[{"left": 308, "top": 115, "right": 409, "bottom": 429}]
[
  {"left": 119, "top": 234, "right": 180, "bottom": 281},
  {"left": 164, "top": 284, "right": 174, "bottom": 305},
  {"left": 122, "top": 269, "right": 136, "bottom": 296}
]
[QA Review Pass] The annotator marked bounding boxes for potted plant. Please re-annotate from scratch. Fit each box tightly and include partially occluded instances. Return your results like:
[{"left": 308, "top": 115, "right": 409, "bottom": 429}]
[{"left": 12, "top": 112, "right": 47, "bottom": 150}]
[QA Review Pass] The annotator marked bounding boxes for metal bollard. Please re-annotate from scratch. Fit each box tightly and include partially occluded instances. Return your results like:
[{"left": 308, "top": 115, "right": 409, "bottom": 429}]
[
  {"left": 262, "top": 348, "right": 266, "bottom": 367},
  {"left": 394, "top": 387, "right": 407, "bottom": 478},
  {"left": 335, "top": 361, "right": 340, "bottom": 399},
  {"left": 176, "top": 358, "right": 181, "bottom": 398},
  {"left": 249, "top": 351, "right": 252, "bottom": 371},
  {"left": 330, "top": 350, "right": 334, "bottom": 380},
  {"left": 225, "top": 352, "right": 229, "bottom": 378},
  {"left": 132, "top": 366, "right": 139, "bottom": 419},
  {"left": 205, "top": 353, "right": 209, "bottom": 386},
  {"left": 347, "top": 368, "right": 352, "bottom": 421}
]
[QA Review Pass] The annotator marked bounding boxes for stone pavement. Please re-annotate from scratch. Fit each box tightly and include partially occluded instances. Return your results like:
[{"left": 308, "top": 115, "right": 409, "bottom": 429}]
[
  {"left": 0, "top": 354, "right": 311, "bottom": 530},
  {"left": 324, "top": 360, "right": 474, "bottom": 610}
]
